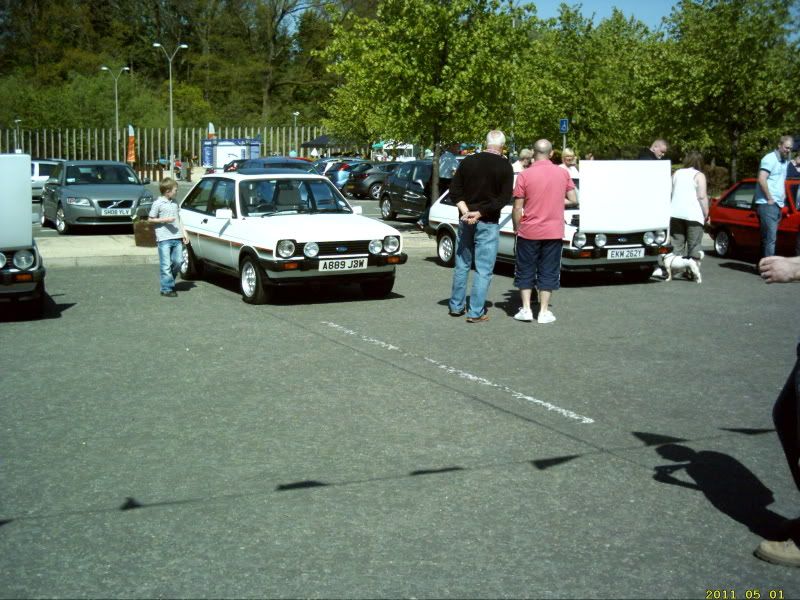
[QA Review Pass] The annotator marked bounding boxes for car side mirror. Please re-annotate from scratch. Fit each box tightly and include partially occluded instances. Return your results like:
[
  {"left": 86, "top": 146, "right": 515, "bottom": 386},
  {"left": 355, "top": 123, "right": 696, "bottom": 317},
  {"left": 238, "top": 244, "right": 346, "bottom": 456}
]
[
  {"left": 351, "top": 205, "right": 363, "bottom": 215},
  {"left": 141, "top": 177, "right": 151, "bottom": 185},
  {"left": 414, "top": 179, "right": 425, "bottom": 189},
  {"left": 215, "top": 208, "right": 233, "bottom": 220},
  {"left": 47, "top": 176, "right": 58, "bottom": 184}
]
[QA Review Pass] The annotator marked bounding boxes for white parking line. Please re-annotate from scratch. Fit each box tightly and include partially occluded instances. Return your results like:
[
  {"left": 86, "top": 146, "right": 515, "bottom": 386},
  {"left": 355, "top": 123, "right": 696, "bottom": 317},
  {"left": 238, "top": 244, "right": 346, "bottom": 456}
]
[{"left": 321, "top": 321, "right": 594, "bottom": 424}]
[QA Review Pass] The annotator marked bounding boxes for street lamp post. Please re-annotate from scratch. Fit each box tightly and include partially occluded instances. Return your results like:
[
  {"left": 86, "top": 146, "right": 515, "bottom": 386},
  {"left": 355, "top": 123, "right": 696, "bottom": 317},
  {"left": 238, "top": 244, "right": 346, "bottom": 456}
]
[
  {"left": 153, "top": 42, "right": 188, "bottom": 180},
  {"left": 100, "top": 65, "right": 130, "bottom": 162},
  {"left": 13, "top": 118, "right": 21, "bottom": 152},
  {"left": 292, "top": 111, "right": 299, "bottom": 156}
]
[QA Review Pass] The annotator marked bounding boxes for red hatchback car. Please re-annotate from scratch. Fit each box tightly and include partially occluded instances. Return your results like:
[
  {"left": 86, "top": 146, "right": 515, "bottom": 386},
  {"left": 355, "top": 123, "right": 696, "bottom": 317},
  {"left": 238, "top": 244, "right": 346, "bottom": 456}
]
[{"left": 708, "top": 177, "right": 800, "bottom": 257}]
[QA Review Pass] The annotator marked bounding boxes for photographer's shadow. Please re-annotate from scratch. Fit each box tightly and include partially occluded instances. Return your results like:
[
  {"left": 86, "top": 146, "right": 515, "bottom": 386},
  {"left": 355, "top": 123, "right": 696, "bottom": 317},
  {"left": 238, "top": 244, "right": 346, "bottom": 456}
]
[{"left": 653, "top": 443, "right": 788, "bottom": 539}]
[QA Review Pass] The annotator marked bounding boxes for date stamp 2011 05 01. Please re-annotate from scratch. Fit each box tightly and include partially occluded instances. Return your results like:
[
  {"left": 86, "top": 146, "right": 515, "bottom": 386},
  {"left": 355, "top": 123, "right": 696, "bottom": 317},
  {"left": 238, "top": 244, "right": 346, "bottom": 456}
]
[{"left": 706, "top": 590, "right": 785, "bottom": 600}]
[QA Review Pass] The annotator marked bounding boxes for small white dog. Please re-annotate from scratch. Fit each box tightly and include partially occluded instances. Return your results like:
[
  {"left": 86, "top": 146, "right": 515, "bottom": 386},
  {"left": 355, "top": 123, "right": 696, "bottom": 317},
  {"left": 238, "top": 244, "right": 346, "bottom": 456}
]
[{"left": 662, "top": 251, "right": 703, "bottom": 283}]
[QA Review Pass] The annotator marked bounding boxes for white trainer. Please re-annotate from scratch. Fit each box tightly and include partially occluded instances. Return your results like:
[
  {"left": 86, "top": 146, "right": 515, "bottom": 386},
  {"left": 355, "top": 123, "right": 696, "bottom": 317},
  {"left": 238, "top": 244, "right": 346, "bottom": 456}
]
[
  {"left": 537, "top": 310, "right": 556, "bottom": 324},
  {"left": 513, "top": 307, "right": 533, "bottom": 322}
]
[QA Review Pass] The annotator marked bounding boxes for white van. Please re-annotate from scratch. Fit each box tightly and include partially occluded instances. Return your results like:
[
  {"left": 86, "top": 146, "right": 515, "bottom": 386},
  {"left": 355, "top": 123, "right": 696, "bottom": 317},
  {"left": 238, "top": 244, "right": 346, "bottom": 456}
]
[{"left": 1, "top": 154, "right": 47, "bottom": 315}]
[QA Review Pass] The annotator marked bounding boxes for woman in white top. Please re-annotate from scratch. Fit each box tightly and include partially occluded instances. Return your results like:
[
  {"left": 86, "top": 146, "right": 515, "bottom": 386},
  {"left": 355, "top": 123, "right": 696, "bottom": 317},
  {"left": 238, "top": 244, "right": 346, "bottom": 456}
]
[
  {"left": 670, "top": 151, "right": 709, "bottom": 259},
  {"left": 559, "top": 148, "right": 580, "bottom": 180}
]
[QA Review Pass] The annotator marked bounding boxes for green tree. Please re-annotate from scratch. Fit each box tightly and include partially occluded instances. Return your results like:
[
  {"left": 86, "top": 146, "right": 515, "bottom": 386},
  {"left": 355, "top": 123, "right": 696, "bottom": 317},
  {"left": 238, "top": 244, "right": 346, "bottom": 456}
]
[
  {"left": 324, "top": 0, "right": 529, "bottom": 198},
  {"left": 656, "top": 0, "right": 798, "bottom": 180}
]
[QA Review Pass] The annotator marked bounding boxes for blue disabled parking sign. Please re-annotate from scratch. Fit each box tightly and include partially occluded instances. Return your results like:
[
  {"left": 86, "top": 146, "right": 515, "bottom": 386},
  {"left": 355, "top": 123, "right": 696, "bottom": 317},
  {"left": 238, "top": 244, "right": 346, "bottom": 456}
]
[{"left": 559, "top": 118, "right": 569, "bottom": 134}]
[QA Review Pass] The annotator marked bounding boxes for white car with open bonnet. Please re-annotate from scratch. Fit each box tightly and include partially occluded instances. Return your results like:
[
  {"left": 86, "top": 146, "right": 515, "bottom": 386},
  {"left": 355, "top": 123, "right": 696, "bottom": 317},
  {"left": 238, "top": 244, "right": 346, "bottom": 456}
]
[{"left": 179, "top": 171, "right": 408, "bottom": 303}]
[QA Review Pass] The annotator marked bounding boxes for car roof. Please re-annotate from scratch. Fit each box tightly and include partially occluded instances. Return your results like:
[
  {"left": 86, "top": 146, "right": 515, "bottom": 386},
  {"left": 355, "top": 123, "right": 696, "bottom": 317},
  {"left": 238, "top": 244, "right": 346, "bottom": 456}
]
[
  {"left": 202, "top": 172, "right": 330, "bottom": 182},
  {"left": 237, "top": 167, "right": 316, "bottom": 175},
  {"left": 62, "top": 160, "right": 131, "bottom": 166},
  {"left": 243, "top": 157, "right": 311, "bottom": 165}
]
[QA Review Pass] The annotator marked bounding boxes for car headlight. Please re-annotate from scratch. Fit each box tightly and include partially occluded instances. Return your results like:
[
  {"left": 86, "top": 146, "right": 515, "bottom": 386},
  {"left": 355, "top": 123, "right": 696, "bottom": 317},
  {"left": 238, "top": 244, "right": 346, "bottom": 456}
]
[
  {"left": 140, "top": 194, "right": 154, "bottom": 205},
  {"left": 655, "top": 230, "right": 667, "bottom": 244},
  {"left": 594, "top": 233, "right": 607, "bottom": 248},
  {"left": 0, "top": 252, "right": 6, "bottom": 268},
  {"left": 573, "top": 232, "right": 587, "bottom": 249},
  {"left": 643, "top": 231, "right": 655, "bottom": 245},
  {"left": 304, "top": 242, "right": 319, "bottom": 258},
  {"left": 383, "top": 235, "right": 400, "bottom": 254},
  {"left": 13, "top": 249, "right": 35, "bottom": 270},
  {"left": 277, "top": 239, "right": 296, "bottom": 258},
  {"left": 66, "top": 197, "right": 91, "bottom": 206},
  {"left": 369, "top": 239, "right": 383, "bottom": 254}
]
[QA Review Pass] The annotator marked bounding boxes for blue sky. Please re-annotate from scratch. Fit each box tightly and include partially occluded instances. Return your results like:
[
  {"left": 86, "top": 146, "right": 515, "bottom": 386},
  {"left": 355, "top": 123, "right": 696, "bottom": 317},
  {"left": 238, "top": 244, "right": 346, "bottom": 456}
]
[{"left": 530, "top": 0, "right": 678, "bottom": 30}]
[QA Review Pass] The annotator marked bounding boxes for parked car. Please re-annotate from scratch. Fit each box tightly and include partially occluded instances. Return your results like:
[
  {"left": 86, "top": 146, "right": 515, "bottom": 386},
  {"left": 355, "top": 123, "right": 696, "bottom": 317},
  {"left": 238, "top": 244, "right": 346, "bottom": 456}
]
[
  {"left": 178, "top": 172, "right": 408, "bottom": 303},
  {"left": 31, "top": 159, "right": 60, "bottom": 200},
  {"left": 708, "top": 177, "right": 800, "bottom": 258},
  {"left": 40, "top": 160, "right": 153, "bottom": 235},
  {"left": 426, "top": 160, "right": 672, "bottom": 281},
  {"left": 223, "top": 159, "right": 249, "bottom": 172},
  {"left": 323, "top": 159, "right": 371, "bottom": 190},
  {"left": 343, "top": 162, "right": 401, "bottom": 199},
  {"left": 379, "top": 160, "right": 433, "bottom": 220},
  {"left": 238, "top": 156, "right": 317, "bottom": 173},
  {"left": 2, "top": 154, "right": 46, "bottom": 316}
]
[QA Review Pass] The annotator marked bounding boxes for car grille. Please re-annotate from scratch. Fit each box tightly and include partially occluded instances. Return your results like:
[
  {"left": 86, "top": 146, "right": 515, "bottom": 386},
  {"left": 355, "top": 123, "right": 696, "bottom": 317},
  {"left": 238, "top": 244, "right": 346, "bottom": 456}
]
[
  {"left": 97, "top": 199, "right": 134, "bottom": 208},
  {"left": 603, "top": 233, "right": 645, "bottom": 246},
  {"left": 298, "top": 240, "right": 371, "bottom": 256}
]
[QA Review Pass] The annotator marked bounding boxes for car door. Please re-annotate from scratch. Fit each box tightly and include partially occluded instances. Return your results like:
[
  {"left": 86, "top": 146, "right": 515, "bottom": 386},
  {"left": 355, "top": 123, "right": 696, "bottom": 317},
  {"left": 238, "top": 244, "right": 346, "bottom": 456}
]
[
  {"left": 180, "top": 178, "right": 215, "bottom": 258},
  {"left": 712, "top": 181, "right": 760, "bottom": 250},
  {"left": 497, "top": 199, "right": 516, "bottom": 260},
  {"left": 199, "top": 178, "right": 238, "bottom": 268},
  {"left": 41, "top": 163, "right": 64, "bottom": 221},
  {"left": 387, "top": 163, "right": 413, "bottom": 208},
  {"left": 402, "top": 162, "right": 430, "bottom": 215},
  {"left": 777, "top": 181, "right": 800, "bottom": 255}
]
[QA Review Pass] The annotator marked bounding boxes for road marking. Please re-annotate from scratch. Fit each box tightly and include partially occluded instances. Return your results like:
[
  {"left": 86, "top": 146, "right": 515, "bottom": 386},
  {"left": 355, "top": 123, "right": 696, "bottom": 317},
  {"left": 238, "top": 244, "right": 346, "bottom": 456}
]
[{"left": 321, "top": 321, "right": 594, "bottom": 424}]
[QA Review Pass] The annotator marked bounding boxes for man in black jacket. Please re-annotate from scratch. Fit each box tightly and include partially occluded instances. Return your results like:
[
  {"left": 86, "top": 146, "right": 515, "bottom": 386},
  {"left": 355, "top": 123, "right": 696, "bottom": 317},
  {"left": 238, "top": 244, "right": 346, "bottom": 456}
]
[{"left": 447, "top": 130, "right": 514, "bottom": 323}]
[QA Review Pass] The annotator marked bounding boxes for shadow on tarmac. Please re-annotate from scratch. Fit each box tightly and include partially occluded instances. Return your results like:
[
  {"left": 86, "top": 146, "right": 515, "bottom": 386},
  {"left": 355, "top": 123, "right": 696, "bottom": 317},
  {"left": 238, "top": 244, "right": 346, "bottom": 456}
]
[
  {"left": 0, "top": 293, "right": 75, "bottom": 323},
  {"left": 652, "top": 438, "right": 788, "bottom": 540}
]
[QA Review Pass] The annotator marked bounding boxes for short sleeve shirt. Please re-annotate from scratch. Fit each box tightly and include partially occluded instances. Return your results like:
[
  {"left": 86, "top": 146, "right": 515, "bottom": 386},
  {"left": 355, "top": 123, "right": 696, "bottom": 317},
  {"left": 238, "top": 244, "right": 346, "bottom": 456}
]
[
  {"left": 755, "top": 150, "right": 789, "bottom": 206},
  {"left": 513, "top": 161, "right": 575, "bottom": 240},
  {"left": 149, "top": 196, "right": 182, "bottom": 242}
]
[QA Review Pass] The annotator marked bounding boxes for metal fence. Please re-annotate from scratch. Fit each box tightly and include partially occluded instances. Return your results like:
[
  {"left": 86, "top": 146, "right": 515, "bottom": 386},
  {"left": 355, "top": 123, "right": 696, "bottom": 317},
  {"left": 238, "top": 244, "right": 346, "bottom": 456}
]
[{"left": 0, "top": 125, "right": 367, "bottom": 175}]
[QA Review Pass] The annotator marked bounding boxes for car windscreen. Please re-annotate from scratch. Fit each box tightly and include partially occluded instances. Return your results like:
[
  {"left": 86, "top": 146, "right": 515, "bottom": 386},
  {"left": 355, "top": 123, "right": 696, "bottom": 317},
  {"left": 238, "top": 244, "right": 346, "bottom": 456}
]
[
  {"left": 239, "top": 178, "right": 352, "bottom": 216},
  {"left": 65, "top": 164, "right": 140, "bottom": 185}
]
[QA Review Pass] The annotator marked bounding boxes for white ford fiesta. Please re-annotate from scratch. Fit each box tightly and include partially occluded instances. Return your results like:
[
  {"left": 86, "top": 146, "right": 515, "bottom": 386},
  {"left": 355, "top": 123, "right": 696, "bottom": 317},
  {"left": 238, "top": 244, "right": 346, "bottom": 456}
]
[{"left": 179, "top": 171, "right": 407, "bottom": 303}]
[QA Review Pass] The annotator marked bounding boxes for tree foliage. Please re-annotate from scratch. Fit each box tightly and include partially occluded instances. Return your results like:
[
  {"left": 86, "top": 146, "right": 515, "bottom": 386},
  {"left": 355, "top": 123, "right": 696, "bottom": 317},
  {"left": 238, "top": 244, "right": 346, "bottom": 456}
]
[{"left": 0, "top": 0, "right": 796, "bottom": 180}]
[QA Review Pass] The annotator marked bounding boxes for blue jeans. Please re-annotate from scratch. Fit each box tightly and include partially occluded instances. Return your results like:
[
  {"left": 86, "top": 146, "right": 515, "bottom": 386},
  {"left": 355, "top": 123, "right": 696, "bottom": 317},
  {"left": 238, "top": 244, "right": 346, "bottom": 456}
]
[
  {"left": 757, "top": 202, "right": 781, "bottom": 258},
  {"left": 158, "top": 238, "right": 182, "bottom": 293},
  {"left": 449, "top": 221, "right": 500, "bottom": 319}
]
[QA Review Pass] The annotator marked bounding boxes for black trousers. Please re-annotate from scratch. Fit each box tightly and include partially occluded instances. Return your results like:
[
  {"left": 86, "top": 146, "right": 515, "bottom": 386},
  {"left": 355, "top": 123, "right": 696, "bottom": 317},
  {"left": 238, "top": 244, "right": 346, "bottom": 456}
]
[{"left": 774, "top": 345, "right": 800, "bottom": 493}]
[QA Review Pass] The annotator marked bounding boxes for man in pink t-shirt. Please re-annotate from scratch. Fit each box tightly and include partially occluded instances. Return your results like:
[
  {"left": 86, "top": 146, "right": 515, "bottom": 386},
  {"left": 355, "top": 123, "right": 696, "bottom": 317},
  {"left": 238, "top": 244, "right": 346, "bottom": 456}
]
[{"left": 511, "top": 139, "right": 577, "bottom": 324}]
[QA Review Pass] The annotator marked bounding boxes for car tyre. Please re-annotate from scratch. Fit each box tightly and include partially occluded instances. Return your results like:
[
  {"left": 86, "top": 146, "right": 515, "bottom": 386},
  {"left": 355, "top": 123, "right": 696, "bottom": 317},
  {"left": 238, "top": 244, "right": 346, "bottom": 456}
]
[
  {"left": 361, "top": 276, "right": 395, "bottom": 299},
  {"left": 240, "top": 256, "right": 272, "bottom": 304},
  {"left": 180, "top": 243, "right": 204, "bottom": 280},
  {"left": 369, "top": 183, "right": 383, "bottom": 200},
  {"left": 380, "top": 196, "right": 396, "bottom": 221},
  {"left": 55, "top": 205, "right": 70, "bottom": 235},
  {"left": 714, "top": 229, "right": 733, "bottom": 258},
  {"left": 436, "top": 229, "right": 456, "bottom": 268}
]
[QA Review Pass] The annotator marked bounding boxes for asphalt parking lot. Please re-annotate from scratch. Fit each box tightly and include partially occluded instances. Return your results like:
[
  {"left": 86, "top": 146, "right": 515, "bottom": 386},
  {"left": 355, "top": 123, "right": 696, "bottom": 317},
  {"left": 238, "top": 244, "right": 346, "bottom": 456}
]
[{"left": 2, "top": 241, "right": 800, "bottom": 598}]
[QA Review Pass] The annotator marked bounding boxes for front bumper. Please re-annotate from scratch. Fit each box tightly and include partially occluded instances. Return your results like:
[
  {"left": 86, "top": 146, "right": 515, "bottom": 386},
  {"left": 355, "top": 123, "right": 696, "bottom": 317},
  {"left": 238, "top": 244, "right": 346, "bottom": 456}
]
[
  {"left": 261, "top": 252, "right": 408, "bottom": 284},
  {"left": 561, "top": 245, "right": 672, "bottom": 272},
  {"left": 0, "top": 267, "right": 46, "bottom": 301}
]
